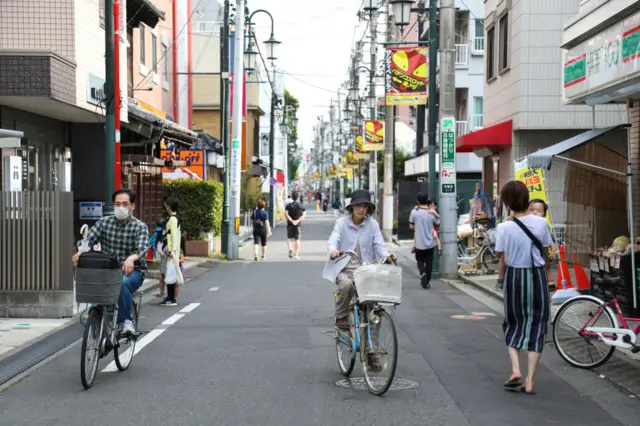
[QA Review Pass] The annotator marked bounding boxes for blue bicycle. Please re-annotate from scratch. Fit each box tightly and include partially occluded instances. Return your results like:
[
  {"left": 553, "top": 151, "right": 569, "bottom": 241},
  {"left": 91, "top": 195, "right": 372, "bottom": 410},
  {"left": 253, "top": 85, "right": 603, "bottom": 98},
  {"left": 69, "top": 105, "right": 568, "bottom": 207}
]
[{"left": 334, "top": 250, "right": 401, "bottom": 396}]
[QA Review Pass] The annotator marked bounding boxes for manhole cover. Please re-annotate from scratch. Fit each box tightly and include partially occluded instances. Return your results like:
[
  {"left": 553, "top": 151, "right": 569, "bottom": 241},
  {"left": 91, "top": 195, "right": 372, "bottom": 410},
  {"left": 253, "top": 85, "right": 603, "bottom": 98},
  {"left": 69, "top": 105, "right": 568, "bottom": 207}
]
[
  {"left": 450, "top": 314, "right": 486, "bottom": 320},
  {"left": 335, "top": 377, "right": 419, "bottom": 391}
]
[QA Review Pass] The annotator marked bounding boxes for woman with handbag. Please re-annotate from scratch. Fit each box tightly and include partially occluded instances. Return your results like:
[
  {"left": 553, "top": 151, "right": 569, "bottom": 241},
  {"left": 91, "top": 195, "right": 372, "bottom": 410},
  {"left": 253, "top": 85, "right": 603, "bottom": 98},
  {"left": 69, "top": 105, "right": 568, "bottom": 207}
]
[
  {"left": 495, "top": 181, "right": 554, "bottom": 395},
  {"left": 160, "top": 197, "right": 183, "bottom": 307}
]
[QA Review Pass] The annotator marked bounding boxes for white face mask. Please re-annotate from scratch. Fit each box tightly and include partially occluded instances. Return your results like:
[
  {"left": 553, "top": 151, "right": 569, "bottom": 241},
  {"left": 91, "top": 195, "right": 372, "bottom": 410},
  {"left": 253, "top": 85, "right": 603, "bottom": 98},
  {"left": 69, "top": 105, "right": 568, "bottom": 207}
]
[{"left": 114, "top": 207, "right": 130, "bottom": 221}]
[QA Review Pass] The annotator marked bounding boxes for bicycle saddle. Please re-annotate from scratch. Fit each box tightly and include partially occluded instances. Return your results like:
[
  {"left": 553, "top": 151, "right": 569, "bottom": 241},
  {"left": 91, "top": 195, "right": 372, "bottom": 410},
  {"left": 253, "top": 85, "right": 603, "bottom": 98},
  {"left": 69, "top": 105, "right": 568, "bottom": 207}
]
[{"left": 594, "top": 275, "right": 622, "bottom": 287}]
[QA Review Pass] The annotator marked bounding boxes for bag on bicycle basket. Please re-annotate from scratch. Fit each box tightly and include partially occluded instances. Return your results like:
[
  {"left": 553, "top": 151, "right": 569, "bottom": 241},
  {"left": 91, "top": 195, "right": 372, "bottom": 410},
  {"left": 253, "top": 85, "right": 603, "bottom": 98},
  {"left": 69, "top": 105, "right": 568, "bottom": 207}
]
[
  {"left": 77, "top": 251, "right": 119, "bottom": 270},
  {"left": 76, "top": 252, "right": 122, "bottom": 305}
]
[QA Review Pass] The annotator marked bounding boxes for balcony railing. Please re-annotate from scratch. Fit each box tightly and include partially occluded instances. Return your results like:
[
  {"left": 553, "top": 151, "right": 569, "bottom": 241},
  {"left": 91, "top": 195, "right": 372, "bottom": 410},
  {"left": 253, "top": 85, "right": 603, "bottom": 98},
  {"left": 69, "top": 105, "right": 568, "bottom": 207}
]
[
  {"left": 473, "top": 37, "right": 485, "bottom": 54},
  {"left": 471, "top": 114, "right": 484, "bottom": 129},
  {"left": 456, "top": 121, "right": 469, "bottom": 137},
  {"left": 193, "top": 21, "right": 223, "bottom": 33},
  {"left": 455, "top": 44, "right": 469, "bottom": 66}
]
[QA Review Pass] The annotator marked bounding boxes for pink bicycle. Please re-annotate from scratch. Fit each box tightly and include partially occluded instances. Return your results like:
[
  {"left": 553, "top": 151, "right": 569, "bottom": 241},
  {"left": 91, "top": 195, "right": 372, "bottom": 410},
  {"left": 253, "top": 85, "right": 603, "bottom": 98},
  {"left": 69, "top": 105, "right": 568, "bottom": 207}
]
[{"left": 552, "top": 290, "right": 640, "bottom": 369}]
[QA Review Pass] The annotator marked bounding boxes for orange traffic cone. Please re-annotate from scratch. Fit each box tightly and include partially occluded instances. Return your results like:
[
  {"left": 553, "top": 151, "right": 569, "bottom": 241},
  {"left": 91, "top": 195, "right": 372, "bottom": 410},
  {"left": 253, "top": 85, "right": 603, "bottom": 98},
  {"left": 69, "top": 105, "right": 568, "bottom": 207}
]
[
  {"left": 571, "top": 250, "right": 591, "bottom": 291},
  {"left": 556, "top": 245, "right": 574, "bottom": 290}
]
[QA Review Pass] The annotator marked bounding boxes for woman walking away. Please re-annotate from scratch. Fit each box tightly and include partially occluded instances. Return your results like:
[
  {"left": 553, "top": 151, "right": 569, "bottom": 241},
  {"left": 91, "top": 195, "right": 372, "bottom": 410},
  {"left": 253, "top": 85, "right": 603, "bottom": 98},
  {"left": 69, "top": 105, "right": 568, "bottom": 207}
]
[
  {"left": 252, "top": 200, "right": 272, "bottom": 261},
  {"left": 496, "top": 181, "right": 554, "bottom": 395},
  {"left": 160, "top": 197, "right": 182, "bottom": 307}
]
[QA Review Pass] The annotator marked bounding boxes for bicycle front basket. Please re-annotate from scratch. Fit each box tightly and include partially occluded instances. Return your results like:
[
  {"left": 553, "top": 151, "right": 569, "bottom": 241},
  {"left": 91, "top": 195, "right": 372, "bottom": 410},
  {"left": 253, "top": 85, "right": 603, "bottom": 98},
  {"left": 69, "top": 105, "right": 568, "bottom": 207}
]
[
  {"left": 353, "top": 264, "right": 403, "bottom": 305},
  {"left": 75, "top": 268, "right": 122, "bottom": 305}
]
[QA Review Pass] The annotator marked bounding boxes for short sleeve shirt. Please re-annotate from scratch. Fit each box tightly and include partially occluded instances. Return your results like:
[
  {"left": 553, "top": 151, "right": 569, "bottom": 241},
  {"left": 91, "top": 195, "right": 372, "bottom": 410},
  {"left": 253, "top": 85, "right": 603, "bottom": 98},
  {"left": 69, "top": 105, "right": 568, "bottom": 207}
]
[
  {"left": 285, "top": 202, "right": 304, "bottom": 223},
  {"left": 409, "top": 208, "right": 439, "bottom": 250},
  {"left": 495, "top": 214, "right": 554, "bottom": 268}
]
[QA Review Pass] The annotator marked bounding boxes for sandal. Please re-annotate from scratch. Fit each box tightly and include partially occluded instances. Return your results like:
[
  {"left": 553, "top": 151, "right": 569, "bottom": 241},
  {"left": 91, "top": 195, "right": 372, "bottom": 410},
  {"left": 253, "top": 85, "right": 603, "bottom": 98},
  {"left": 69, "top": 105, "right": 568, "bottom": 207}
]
[
  {"left": 518, "top": 385, "right": 536, "bottom": 395},
  {"left": 504, "top": 377, "right": 522, "bottom": 388},
  {"left": 152, "top": 291, "right": 163, "bottom": 298}
]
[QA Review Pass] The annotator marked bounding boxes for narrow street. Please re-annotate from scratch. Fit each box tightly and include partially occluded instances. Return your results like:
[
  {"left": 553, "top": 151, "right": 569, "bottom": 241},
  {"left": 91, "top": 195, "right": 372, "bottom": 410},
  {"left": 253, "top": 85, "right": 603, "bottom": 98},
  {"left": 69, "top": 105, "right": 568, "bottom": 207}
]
[{"left": 1, "top": 211, "right": 639, "bottom": 426}]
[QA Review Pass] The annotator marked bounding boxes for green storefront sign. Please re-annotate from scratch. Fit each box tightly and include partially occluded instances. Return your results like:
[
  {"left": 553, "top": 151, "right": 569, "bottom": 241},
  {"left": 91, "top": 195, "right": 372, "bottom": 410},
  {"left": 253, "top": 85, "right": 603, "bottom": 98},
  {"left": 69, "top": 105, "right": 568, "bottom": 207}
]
[{"left": 563, "top": 11, "right": 640, "bottom": 102}]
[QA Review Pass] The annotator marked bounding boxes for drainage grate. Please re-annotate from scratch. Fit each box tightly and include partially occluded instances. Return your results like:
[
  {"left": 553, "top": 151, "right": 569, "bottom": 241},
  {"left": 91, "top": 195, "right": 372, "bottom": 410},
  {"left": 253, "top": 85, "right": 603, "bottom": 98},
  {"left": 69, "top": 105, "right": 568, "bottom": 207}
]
[{"left": 335, "top": 377, "right": 420, "bottom": 391}]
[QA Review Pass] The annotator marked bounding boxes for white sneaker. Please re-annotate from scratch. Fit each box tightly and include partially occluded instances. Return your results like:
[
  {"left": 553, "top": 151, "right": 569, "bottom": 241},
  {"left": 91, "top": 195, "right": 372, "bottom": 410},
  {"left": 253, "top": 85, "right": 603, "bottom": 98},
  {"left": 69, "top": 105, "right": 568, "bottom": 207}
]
[
  {"left": 122, "top": 319, "right": 135, "bottom": 336},
  {"left": 294, "top": 254, "right": 300, "bottom": 259}
]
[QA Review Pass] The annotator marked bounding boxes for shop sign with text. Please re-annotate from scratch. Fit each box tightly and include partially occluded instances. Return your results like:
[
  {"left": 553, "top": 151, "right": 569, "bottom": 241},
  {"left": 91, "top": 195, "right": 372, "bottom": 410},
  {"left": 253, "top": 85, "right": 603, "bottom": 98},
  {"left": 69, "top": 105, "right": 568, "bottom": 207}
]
[{"left": 564, "top": 11, "right": 640, "bottom": 102}]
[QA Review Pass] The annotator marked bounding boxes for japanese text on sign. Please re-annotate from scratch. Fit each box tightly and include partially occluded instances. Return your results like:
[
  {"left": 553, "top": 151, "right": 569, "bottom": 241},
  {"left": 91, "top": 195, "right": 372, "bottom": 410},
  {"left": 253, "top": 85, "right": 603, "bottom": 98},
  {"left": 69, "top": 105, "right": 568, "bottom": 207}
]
[{"left": 230, "top": 139, "right": 241, "bottom": 194}]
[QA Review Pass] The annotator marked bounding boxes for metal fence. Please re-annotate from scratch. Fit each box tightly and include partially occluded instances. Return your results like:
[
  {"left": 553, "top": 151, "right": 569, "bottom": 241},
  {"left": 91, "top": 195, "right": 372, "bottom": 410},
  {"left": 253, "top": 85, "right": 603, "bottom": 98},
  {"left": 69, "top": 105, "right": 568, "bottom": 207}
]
[{"left": 0, "top": 191, "right": 74, "bottom": 292}]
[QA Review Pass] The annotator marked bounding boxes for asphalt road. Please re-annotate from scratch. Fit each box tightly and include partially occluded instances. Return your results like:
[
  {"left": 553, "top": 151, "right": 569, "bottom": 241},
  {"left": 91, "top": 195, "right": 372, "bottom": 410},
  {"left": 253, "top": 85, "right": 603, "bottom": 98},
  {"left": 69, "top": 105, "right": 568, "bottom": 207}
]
[{"left": 1, "top": 209, "right": 640, "bottom": 425}]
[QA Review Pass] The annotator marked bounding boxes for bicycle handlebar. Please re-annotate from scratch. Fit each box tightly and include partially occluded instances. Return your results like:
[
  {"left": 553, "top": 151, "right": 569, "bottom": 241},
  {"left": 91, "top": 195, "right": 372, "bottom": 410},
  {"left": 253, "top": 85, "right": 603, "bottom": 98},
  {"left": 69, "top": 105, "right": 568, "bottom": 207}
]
[{"left": 333, "top": 250, "right": 397, "bottom": 266}]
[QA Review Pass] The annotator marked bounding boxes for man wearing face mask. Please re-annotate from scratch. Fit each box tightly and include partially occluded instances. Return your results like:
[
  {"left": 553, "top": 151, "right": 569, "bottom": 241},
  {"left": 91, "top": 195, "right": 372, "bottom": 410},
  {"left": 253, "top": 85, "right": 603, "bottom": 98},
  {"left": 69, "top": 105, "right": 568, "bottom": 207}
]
[{"left": 72, "top": 189, "right": 149, "bottom": 336}]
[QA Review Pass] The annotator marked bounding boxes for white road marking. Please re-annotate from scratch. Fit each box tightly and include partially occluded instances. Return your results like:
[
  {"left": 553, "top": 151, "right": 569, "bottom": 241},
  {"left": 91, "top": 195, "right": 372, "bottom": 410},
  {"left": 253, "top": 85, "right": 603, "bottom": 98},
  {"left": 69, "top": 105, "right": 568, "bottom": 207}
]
[
  {"left": 180, "top": 302, "right": 200, "bottom": 313},
  {"left": 162, "top": 313, "right": 185, "bottom": 325},
  {"left": 472, "top": 312, "right": 497, "bottom": 317},
  {"left": 101, "top": 304, "right": 200, "bottom": 373},
  {"left": 209, "top": 287, "right": 220, "bottom": 292}
]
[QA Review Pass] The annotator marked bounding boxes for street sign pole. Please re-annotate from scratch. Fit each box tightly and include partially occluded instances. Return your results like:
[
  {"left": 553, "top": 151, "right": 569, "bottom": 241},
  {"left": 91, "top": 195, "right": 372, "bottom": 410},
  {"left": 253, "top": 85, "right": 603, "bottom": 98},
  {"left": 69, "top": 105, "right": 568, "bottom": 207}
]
[{"left": 439, "top": 115, "right": 458, "bottom": 277}]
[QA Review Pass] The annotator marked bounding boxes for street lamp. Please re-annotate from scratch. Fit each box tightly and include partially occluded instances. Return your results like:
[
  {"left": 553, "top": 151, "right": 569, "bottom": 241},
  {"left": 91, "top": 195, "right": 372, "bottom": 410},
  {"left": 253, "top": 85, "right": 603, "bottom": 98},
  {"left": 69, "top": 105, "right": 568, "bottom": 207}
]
[
  {"left": 264, "top": 34, "right": 281, "bottom": 61},
  {"left": 279, "top": 121, "right": 288, "bottom": 134},
  {"left": 363, "top": 0, "right": 379, "bottom": 12},
  {"left": 389, "top": 0, "right": 413, "bottom": 28},
  {"left": 292, "top": 115, "right": 299, "bottom": 127},
  {"left": 349, "top": 85, "right": 359, "bottom": 100},
  {"left": 244, "top": 33, "right": 258, "bottom": 73},
  {"left": 366, "top": 93, "right": 377, "bottom": 110}
]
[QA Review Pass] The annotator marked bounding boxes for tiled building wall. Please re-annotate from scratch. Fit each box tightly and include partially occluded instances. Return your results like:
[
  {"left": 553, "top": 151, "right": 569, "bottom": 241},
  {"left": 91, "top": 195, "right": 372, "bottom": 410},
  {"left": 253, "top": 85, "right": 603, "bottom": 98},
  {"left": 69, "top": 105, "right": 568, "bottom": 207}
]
[
  {"left": 629, "top": 103, "right": 640, "bottom": 235},
  {"left": 483, "top": 0, "right": 625, "bottom": 130},
  {"left": 0, "top": 0, "right": 76, "bottom": 61}
]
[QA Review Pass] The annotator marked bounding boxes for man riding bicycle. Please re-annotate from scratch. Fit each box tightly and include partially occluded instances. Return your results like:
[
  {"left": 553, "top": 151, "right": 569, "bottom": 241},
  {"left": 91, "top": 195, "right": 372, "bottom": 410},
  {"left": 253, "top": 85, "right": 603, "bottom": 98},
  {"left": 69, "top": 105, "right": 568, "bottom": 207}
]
[
  {"left": 72, "top": 189, "right": 149, "bottom": 336},
  {"left": 322, "top": 190, "right": 392, "bottom": 330}
]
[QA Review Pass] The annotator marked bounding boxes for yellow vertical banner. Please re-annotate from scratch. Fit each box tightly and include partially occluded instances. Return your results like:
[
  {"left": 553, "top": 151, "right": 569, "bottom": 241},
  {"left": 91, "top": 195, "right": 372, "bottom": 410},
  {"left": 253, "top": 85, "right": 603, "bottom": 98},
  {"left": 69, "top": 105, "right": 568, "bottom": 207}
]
[{"left": 514, "top": 167, "right": 552, "bottom": 227}]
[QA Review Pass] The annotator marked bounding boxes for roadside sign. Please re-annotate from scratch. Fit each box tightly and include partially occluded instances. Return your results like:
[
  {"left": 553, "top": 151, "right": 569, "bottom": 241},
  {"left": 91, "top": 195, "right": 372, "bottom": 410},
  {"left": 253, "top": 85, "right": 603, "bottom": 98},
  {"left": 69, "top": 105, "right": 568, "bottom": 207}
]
[{"left": 440, "top": 116, "right": 456, "bottom": 194}]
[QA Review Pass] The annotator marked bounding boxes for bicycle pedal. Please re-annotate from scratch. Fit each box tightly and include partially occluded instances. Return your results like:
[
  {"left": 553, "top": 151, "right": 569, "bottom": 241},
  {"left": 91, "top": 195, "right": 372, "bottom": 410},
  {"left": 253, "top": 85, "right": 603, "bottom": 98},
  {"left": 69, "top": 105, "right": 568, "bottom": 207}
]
[{"left": 631, "top": 345, "right": 640, "bottom": 354}]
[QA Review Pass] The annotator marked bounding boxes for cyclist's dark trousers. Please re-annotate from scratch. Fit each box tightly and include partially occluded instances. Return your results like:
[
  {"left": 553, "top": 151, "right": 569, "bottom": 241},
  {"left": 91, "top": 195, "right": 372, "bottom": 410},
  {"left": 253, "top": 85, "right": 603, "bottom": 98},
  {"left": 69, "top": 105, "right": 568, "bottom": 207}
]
[
  {"left": 253, "top": 228, "right": 267, "bottom": 246},
  {"left": 415, "top": 247, "right": 435, "bottom": 284},
  {"left": 118, "top": 271, "right": 144, "bottom": 324},
  {"left": 335, "top": 270, "right": 355, "bottom": 319}
]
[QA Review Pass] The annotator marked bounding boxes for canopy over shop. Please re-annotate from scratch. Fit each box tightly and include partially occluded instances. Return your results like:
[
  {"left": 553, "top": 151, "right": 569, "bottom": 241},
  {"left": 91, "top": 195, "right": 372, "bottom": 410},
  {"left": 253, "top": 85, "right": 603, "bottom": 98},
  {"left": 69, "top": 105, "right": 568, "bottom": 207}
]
[{"left": 519, "top": 123, "right": 636, "bottom": 310}]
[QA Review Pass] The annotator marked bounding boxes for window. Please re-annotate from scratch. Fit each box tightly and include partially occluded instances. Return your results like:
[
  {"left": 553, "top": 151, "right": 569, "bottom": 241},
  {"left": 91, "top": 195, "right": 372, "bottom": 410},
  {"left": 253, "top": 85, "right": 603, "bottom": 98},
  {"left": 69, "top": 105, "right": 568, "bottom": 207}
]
[
  {"left": 139, "top": 27, "right": 146, "bottom": 65},
  {"left": 486, "top": 26, "right": 495, "bottom": 80},
  {"left": 474, "top": 19, "right": 484, "bottom": 52},
  {"left": 162, "top": 45, "right": 168, "bottom": 84},
  {"left": 152, "top": 34, "right": 158, "bottom": 73},
  {"left": 499, "top": 13, "right": 509, "bottom": 72},
  {"left": 473, "top": 97, "right": 483, "bottom": 128}
]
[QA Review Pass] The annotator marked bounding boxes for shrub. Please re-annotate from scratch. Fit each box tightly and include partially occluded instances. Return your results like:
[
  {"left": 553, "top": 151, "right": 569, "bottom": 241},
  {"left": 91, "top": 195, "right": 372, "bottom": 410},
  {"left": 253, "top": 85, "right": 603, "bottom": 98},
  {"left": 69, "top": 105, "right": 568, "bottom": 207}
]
[{"left": 164, "top": 180, "right": 224, "bottom": 239}]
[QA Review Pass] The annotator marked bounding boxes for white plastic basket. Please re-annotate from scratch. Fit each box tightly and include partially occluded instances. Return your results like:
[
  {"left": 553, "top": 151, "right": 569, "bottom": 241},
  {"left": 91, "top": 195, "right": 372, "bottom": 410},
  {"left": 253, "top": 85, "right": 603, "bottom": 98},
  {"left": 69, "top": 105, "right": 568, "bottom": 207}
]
[{"left": 353, "top": 264, "right": 403, "bottom": 305}]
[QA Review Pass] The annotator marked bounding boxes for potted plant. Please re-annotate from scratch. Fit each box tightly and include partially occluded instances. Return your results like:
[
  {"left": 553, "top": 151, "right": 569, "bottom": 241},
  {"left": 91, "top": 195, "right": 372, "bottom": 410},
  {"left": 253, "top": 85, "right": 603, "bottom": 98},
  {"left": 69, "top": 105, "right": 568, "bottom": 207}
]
[{"left": 164, "top": 179, "right": 223, "bottom": 257}]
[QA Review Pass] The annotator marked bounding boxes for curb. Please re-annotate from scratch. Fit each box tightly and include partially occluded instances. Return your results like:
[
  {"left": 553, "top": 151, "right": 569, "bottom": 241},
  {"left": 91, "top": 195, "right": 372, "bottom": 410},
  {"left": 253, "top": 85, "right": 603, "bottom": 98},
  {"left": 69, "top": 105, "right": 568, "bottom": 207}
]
[{"left": 457, "top": 273, "right": 505, "bottom": 302}]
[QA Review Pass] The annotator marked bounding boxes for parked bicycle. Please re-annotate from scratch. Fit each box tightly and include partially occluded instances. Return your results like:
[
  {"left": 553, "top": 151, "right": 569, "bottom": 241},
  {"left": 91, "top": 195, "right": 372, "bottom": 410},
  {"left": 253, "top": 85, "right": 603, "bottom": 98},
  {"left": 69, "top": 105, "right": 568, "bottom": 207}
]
[
  {"left": 333, "top": 250, "right": 402, "bottom": 396},
  {"left": 552, "top": 280, "right": 640, "bottom": 369},
  {"left": 75, "top": 252, "right": 143, "bottom": 389}
]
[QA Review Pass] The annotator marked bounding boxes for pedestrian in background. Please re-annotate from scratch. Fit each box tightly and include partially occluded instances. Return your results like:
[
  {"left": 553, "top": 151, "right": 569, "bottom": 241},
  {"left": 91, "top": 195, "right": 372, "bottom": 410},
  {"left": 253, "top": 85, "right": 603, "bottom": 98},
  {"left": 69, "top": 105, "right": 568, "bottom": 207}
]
[
  {"left": 152, "top": 215, "right": 168, "bottom": 299},
  {"left": 252, "top": 200, "right": 271, "bottom": 261},
  {"left": 160, "top": 196, "right": 182, "bottom": 307},
  {"left": 409, "top": 193, "right": 440, "bottom": 289},
  {"left": 496, "top": 180, "right": 554, "bottom": 395}
]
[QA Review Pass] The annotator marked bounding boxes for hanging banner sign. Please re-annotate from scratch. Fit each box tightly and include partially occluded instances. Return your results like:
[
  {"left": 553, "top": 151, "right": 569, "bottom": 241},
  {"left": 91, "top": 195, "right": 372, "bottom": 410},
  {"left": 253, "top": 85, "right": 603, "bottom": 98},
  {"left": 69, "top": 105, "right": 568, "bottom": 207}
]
[
  {"left": 230, "top": 139, "right": 241, "bottom": 194},
  {"left": 363, "top": 120, "right": 385, "bottom": 151},
  {"left": 385, "top": 47, "right": 428, "bottom": 106},
  {"left": 354, "top": 133, "right": 369, "bottom": 159},
  {"left": 440, "top": 116, "right": 456, "bottom": 194},
  {"left": 345, "top": 151, "right": 359, "bottom": 169},
  {"left": 514, "top": 167, "right": 552, "bottom": 227}
]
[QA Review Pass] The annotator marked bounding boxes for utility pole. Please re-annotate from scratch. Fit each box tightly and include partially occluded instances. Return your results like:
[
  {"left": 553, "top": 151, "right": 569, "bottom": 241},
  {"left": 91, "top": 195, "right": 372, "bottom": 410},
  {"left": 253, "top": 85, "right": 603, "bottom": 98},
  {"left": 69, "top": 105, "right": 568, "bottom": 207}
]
[
  {"left": 427, "top": 0, "right": 438, "bottom": 202},
  {"left": 337, "top": 91, "right": 344, "bottom": 209},
  {"left": 415, "top": 0, "right": 426, "bottom": 157},
  {"left": 438, "top": 0, "right": 458, "bottom": 277},
  {"left": 382, "top": 10, "right": 396, "bottom": 241},
  {"left": 268, "top": 63, "right": 278, "bottom": 225},
  {"left": 221, "top": 0, "right": 231, "bottom": 255},
  {"left": 104, "top": 0, "right": 115, "bottom": 215},
  {"left": 114, "top": 0, "right": 122, "bottom": 191},
  {"left": 369, "top": 10, "right": 378, "bottom": 209},
  {"left": 229, "top": 0, "right": 245, "bottom": 260}
]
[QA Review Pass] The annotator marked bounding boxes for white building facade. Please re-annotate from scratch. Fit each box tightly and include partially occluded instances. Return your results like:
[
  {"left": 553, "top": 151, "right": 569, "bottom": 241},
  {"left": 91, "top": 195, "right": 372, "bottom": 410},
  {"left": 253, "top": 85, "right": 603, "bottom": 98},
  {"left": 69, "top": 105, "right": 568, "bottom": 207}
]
[{"left": 457, "top": 0, "right": 626, "bottom": 223}]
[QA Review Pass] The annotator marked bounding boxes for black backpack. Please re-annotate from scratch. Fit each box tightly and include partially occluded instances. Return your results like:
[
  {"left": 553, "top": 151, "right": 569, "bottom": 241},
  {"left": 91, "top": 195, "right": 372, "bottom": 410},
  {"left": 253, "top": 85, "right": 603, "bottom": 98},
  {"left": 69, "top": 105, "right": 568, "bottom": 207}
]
[{"left": 253, "top": 209, "right": 265, "bottom": 228}]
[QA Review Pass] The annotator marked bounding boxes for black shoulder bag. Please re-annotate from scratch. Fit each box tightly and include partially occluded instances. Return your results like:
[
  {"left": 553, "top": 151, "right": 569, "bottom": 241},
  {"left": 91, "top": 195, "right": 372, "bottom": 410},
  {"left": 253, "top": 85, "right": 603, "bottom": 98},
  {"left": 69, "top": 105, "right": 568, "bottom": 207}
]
[{"left": 511, "top": 217, "right": 543, "bottom": 268}]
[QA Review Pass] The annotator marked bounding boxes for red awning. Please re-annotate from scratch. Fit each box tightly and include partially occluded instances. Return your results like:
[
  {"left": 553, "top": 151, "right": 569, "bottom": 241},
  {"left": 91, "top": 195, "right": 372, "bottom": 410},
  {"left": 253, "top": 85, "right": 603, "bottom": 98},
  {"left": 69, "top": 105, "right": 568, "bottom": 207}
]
[
  {"left": 276, "top": 171, "right": 285, "bottom": 184},
  {"left": 456, "top": 120, "right": 512, "bottom": 153}
]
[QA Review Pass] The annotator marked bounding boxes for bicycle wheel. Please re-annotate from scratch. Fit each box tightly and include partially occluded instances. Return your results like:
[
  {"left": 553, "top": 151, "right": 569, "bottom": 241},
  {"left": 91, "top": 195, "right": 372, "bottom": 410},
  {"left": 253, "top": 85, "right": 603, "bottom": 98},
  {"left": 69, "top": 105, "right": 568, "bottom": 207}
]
[
  {"left": 80, "top": 308, "right": 103, "bottom": 389},
  {"left": 553, "top": 296, "right": 617, "bottom": 369},
  {"left": 114, "top": 301, "right": 139, "bottom": 371},
  {"left": 336, "top": 309, "right": 356, "bottom": 376},
  {"left": 482, "top": 248, "right": 498, "bottom": 270},
  {"left": 361, "top": 309, "right": 398, "bottom": 396}
]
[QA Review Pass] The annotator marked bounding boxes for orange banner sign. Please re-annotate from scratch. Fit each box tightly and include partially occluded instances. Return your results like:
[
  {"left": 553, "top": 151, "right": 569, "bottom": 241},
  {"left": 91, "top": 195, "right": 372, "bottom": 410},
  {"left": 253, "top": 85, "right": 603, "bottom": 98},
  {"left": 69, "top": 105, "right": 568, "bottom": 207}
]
[
  {"left": 160, "top": 149, "right": 205, "bottom": 180},
  {"left": 355, "top": 133, "right": 369, "bottom": 159},
  {"left": 385, "top": 47, "right": 427, "bottom": 106}
]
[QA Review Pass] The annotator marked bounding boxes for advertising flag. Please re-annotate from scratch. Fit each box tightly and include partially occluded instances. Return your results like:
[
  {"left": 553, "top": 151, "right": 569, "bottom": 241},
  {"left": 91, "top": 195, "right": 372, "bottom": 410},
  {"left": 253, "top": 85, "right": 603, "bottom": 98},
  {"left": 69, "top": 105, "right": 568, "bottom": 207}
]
[
  {"left": 385, "top": 47, "right": 427, "bottom": 106},
  {"left": 355, "top": 133, "right": 369, "bottom": 159},
  {"left": 363, "top": 120, "right": 384, "bottom": 151}
]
